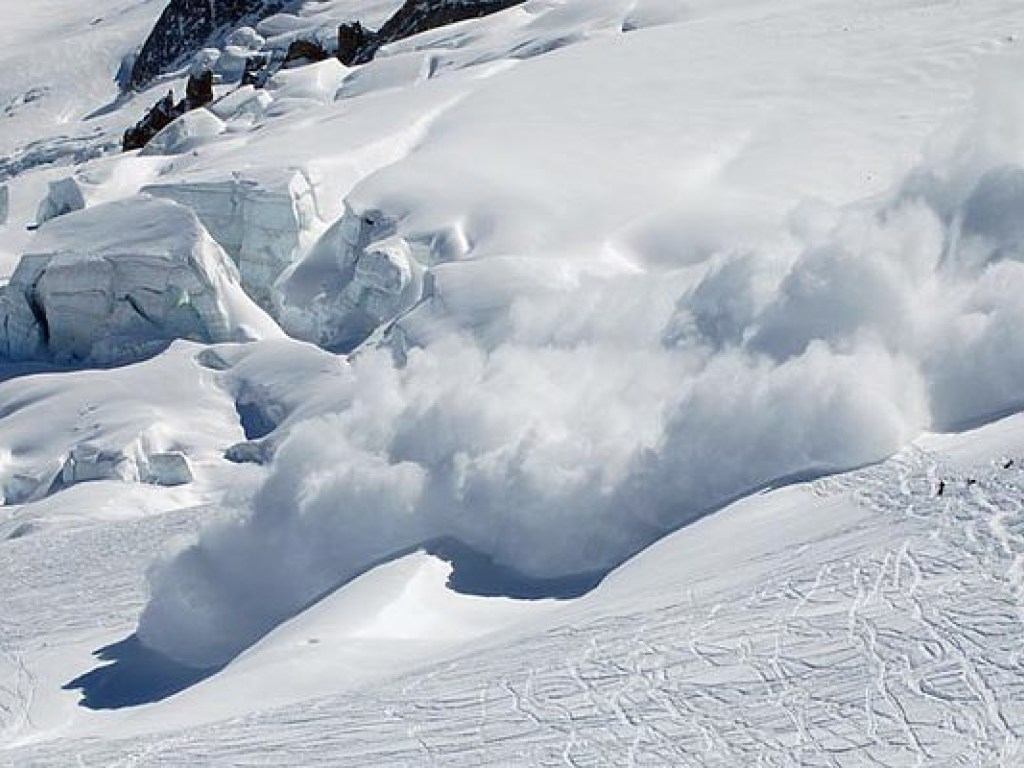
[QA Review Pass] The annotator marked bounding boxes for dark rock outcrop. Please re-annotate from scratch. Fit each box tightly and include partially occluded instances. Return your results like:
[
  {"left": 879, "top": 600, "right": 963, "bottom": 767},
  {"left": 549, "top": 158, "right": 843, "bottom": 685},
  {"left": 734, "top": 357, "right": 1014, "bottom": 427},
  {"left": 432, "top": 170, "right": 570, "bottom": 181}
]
[
  {"left": 122, "top": 70, "right": 213, "bottom": 151},
  {"left": 337, "top": 21, "right": 376, "bottom": 66},
  {"left": 123, "top": 91, "right": 182, "bottom": 151},
  {"left": 185, "top": 69, "right": 215, "bottom": 110},
  {"left": 283, "top": 39, "right": 329, "bottom": 68},
  {"left": 128, "top": 0, "right": 280, "bottom": 90},
  {"left": 128, "top": 0, "right": 526, "bottom": 89},
  {"left": 347, "top": 0, "right": 527, "bottom": 64}
]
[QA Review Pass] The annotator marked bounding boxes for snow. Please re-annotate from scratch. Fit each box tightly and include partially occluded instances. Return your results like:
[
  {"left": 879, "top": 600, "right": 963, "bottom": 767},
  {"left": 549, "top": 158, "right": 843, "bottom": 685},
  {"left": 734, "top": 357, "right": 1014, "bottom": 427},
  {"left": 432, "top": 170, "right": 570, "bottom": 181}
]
[
  {"left": 35, "top": 176, "right": 88, "bottom": 224},
  {"left": 144, "top": 167, "right": 323, "bottom": 309},
  {"left": 2, "top": 0, "right": 1024, "bottom": 763},
  {"left": 0, "top": 196, "right": 281, "bottom": 363},
  {"left": 144, "top": 452, "right": 194, "bottom": 487},
  {"left": 275, "top": 203, "right": 425, "bottom": 349},
  {"left": 139, "top": 108, "right": 226, "bottom": 156}
]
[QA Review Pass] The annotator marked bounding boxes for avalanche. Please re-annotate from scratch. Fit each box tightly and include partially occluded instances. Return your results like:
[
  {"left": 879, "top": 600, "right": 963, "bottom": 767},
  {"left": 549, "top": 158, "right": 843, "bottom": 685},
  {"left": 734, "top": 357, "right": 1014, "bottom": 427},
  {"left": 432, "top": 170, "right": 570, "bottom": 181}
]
[{"left": 2, "top": 0, "right": 1024, "bottom": 765}]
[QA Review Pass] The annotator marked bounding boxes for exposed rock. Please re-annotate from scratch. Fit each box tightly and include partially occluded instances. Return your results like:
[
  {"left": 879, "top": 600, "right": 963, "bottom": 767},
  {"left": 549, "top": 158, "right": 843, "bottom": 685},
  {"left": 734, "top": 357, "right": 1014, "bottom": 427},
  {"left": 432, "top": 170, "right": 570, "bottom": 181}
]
[
  {"left": 337, "top": 22, "right": 376, "bottom": 66},
  {"left": 185, "top": 69, "right": 215, "bottom": 110},
  {"left": 241, "top": 54, "right": 272, "bottom": 87},
  {"left": 140, "top": 107, "right": 226, "bottom": 156},
  {"left": 276, "top": 205, "right": 424, "bottom": 352},
  {"left": 130, "top": 0, "right": 527, "bottom": 90},
  {"left": 348, "top": 0, "right": 527, "bottom": 64},
  {"left": 122, "top": 90, "right": 182, "bottom": 152},
  {"left": 283, "top": 39, "right": 328, "bottom": 69},
  {"left": 128, "top": 0, "right": 280, "bottom": 90},
  {"left": 0, "top": 196, "right": 279, "bottom": 364}
]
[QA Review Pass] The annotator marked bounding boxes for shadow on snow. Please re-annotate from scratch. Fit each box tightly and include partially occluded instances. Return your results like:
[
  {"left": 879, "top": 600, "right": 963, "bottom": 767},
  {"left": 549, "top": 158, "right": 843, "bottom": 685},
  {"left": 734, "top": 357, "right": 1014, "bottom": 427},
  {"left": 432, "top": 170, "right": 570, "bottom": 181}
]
[{"left": 64, "top": 635, "right": 222, "bottom": 710}]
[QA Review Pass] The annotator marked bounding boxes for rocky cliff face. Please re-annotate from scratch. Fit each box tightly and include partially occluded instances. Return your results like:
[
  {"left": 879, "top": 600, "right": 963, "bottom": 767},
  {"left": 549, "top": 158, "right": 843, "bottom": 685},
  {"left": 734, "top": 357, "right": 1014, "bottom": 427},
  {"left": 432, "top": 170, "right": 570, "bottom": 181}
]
[
  {"left": 128, "top": 0, "right": 278, "bottom": 89},
  {"left": 129, "top": 0, "right": 525, "bottom": 88}
]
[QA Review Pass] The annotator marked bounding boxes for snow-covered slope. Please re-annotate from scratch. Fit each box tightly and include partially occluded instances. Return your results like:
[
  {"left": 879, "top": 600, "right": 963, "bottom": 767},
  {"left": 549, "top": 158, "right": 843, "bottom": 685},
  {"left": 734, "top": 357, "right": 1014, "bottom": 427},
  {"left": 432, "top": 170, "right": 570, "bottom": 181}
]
[
  {"left": 3, "top": 0, "right": 1024, "bottom": 764},
  {"left": 5, "top": 413, "right": 1024, "bottom": 764}
]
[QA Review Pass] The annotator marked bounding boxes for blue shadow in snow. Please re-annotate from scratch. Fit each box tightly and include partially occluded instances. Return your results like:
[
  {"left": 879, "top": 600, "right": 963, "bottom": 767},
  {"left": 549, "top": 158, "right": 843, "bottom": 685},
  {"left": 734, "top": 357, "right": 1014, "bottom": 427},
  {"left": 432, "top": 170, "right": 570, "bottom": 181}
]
[
  {"left": 64, "top": 634, "right": 221, "bottom": 710},
  {"left": 235, "top": 400, "right": 276, "bottom": 441},
  {"left": 425, "top": 537, "right": 606, "bottom": 600}
]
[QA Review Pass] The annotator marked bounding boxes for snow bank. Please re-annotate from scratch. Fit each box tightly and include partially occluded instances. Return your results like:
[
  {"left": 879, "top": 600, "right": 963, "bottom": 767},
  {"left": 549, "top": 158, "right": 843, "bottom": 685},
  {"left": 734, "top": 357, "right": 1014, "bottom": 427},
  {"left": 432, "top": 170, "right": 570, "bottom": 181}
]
[
  {"left": 144, "top": 169, "right": 322, "bottom": 310},
  {"left": 138, "top": 58, "right": 1024, "bottom": 669},
  {"left": 0, "top": 197, "right": 280, "bottom": 363}
]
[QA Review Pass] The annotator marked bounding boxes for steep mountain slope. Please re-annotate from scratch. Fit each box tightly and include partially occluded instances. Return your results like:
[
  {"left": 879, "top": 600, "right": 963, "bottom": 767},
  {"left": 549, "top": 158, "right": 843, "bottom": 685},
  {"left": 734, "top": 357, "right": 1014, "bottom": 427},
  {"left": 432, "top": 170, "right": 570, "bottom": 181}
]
[{"left": 2, "top": 0, "right": 1024, "bottom": 765}]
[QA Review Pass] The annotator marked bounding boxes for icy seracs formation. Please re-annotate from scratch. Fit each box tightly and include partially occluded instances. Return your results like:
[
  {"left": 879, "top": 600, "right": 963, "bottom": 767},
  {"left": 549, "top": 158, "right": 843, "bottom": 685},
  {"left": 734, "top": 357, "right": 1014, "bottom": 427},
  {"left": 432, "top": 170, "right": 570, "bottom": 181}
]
[
  {"left": 36, "top": 176, "right": 87, "bottom": 225},
  {"left": 276, "top": 205, "right": 425, "bottom": 351},
  {"left": 144, "top": 451, "right": 194, "bottom": 486},
  {"left": 57, "top": 445, "right": 193, "bottom": 491},
  {"left": 144, "top": 169, "right": 321, "bottom": 310},
  {"left": 0, "top": 196, "right": 279, "bottom": 363},
  {"left": 60, "top": 444, "right": 138, "bottom": 485}
]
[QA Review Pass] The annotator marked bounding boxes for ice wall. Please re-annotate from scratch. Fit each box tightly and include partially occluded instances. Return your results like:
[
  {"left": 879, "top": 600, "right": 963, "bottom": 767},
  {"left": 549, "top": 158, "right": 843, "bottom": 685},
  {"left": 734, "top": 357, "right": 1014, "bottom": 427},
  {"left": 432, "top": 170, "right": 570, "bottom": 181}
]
[
  {"left": 144, "top": 170, "right": 321, "bottom": 311},
  {"left": 0, "top": 197, "right": 280, "bottom": 364},
  {"left": 276, "top": 204, "right": 425, "bottom": 351}
]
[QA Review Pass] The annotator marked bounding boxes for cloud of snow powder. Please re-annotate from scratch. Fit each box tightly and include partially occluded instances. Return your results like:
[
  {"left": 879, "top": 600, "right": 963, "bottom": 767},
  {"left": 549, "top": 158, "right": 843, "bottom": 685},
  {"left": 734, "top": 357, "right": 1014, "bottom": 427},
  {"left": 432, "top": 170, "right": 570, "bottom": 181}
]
[{"left": 140, "top": 60, "right": 1024, "bottom": 669}]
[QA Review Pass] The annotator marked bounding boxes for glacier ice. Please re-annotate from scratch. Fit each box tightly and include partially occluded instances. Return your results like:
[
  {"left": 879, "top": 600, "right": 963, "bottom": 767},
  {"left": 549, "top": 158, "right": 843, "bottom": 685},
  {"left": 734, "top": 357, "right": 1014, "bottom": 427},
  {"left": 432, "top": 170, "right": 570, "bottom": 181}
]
[
  {"left": 276, "top": 205, "right": 425, "bottom": 351},
  {"left": 0, "top": 196, "right": 280, "bottom": 363},
  {"left": 144, "top": 451, "right": 194, "bottom": 486},
  {"left": 144, "top": 168, "right": 321, "bottom": 310},
  {"left": 36, "top": 176, "right": 87, "bottom": 225},
  {"left": 60, "top": 443, "right": 138, "bottom": 485}
]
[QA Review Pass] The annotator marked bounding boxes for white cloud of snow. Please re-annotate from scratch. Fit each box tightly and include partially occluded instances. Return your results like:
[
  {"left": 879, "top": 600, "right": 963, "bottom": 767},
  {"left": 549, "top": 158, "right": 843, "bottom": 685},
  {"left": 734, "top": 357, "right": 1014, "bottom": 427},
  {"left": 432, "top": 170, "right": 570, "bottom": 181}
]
[{"left": 140, "top": 59, "right": 1024, "bottom": 669}]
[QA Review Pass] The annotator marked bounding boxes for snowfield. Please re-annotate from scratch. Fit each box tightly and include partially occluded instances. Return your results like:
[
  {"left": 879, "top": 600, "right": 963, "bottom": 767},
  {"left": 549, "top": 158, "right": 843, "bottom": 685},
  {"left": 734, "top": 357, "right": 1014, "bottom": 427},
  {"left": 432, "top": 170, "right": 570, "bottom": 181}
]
[{"left": 2, "top": 0, "right": 1024, "bottom": 764}]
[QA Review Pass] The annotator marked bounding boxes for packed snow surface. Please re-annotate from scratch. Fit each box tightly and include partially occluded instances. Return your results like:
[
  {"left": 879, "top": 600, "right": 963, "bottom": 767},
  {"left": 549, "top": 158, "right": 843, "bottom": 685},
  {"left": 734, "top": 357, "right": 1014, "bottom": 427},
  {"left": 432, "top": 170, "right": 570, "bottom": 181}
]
[{"left": 2, "top": 0, "right": 1024, "bottom": 764}]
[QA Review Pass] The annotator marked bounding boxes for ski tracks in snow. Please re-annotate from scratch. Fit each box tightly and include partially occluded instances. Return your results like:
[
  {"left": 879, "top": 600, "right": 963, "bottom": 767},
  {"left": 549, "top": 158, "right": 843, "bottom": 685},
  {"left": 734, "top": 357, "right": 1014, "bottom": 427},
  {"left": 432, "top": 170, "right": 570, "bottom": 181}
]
[{"left": 8, "top": 447, "right": 1024, "bottom": 766}]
